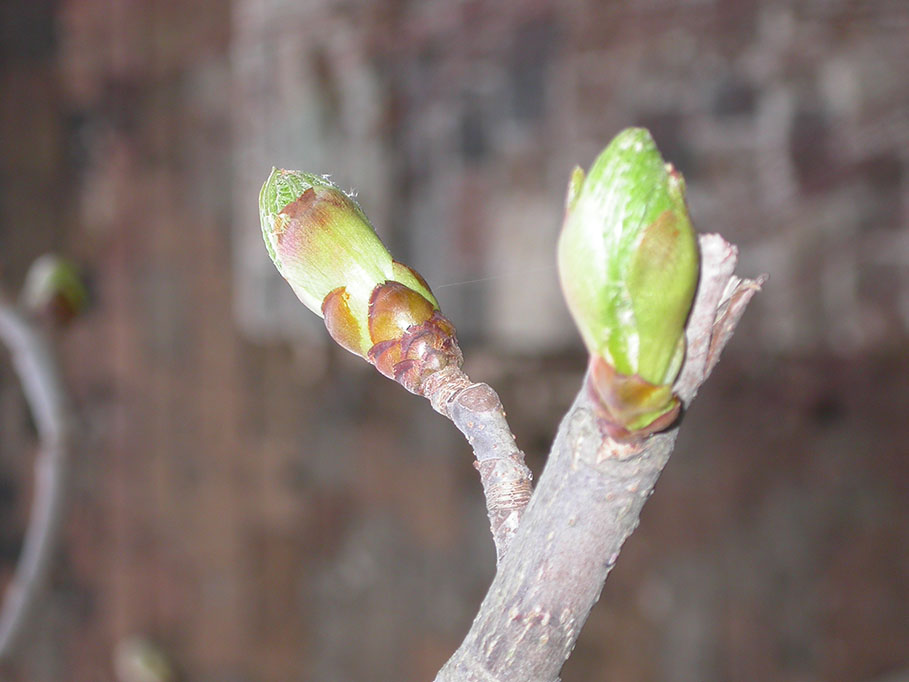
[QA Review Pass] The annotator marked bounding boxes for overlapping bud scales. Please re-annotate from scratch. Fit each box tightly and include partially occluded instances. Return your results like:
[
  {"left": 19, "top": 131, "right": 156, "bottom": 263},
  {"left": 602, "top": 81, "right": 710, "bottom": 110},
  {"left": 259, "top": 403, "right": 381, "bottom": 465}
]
[
  {"left": 259, "top": 168, "right": 461, "bottom": 394},
  {"left": 557, "top": 128, "right": 699, "bottom": 439}
]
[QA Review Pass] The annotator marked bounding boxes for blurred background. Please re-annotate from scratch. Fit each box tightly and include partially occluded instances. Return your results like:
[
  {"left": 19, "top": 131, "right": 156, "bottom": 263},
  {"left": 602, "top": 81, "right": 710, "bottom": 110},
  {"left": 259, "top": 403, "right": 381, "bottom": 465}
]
[{"left": 1, "top": 0, "right": 907, "bottom": 680}]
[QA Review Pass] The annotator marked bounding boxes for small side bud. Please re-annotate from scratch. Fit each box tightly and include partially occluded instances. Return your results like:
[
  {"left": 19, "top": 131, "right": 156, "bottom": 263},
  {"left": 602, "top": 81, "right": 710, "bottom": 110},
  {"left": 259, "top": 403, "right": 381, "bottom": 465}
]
[
  {"left": 20, "top": 254, "right": 88, "bottom": 326},
  {"left": 113, "top": 637, "right": 175, "bottom": 682},
  {"left": 259, "top": 168, "right": 461, "bottom": 394},
  {"left": 557, "top": 128, "right": 699, "bottom": 439}
]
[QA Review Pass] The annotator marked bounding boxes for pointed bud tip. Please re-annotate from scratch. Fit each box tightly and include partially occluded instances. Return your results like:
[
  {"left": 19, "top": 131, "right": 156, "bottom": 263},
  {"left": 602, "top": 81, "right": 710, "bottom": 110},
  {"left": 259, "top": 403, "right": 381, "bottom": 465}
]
[
  {"left": 258, "top": 166, "right": 394, "bottom": 315},
  {"left": 611, "top": 126, "right": 657, "bottom": 149}
]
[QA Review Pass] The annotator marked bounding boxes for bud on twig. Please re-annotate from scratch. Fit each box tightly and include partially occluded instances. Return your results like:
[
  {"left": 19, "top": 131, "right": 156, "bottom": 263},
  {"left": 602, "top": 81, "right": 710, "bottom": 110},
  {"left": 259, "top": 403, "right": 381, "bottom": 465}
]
[
  {"left": 558, "top": 128, "right": 699, "bottom": 439},
  {"left": 259, "top": 168, "right": 461, "bottom": 394},
  {"left": 20, "top": 254, "right": 88, "bottom": 326},
  {"left": 113, "top": 637, "right": 175, "bottom": 682}
]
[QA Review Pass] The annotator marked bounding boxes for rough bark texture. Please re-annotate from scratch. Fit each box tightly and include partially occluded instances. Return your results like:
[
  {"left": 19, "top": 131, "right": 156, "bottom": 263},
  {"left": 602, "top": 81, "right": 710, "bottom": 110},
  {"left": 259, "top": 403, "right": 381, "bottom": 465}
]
[
  {"left": 423, "top": 368, "right": 534, "bottom": 563},
  {"left": 0, "top": 297, "right": 75, "bottom": 661},
  {"left": 435, "top": 234, "right": 762, "bottom": 681}
]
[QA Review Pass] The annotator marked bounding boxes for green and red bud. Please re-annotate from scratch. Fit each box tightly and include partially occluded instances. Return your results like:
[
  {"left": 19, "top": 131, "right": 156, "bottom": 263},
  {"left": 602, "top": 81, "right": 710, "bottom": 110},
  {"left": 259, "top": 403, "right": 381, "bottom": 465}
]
[
  {"left": 20, "top": 254, "right": 88, "bottom": 326},
  {"left": 557, "top": 128, "right": 699, "bottom": 439},
  {"left": 259, "top": 168, "right": 461, "bottom": 394}
]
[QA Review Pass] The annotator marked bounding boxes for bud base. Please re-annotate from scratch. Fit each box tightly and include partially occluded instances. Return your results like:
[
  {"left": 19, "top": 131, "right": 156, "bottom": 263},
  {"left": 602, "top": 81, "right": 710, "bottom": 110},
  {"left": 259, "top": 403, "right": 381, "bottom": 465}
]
[
  {"left": 586, "top": 355, "right": 681, "bottom": 442},
  {"left": 367, "top": 310, "right": 463, "bottom": 395}
]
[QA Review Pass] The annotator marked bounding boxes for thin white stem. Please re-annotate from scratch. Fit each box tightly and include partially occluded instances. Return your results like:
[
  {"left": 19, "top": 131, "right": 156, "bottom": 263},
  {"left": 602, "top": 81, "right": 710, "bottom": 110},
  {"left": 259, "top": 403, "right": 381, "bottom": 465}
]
[{"left": 0, "top": 295, "right": 74, "bottom": 661}]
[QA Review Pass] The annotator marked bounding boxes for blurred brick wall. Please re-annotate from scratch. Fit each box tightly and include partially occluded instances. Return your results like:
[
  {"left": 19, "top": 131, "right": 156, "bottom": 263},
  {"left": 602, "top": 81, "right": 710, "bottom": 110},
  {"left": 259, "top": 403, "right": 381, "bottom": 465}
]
[
  {"left": 0, "top": 1, "right": 907, "bottom": 681},
  {"left": 232, "top": 0, "right": 908, "bottom": 355}
]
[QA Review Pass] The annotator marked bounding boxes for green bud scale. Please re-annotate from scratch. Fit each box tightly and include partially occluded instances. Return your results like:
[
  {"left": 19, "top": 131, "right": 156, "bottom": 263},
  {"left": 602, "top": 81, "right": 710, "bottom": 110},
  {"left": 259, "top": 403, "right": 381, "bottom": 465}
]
[
  {"left": 259, "top": 168, "right": 461, "bottom": 394},
  {"left": 558, "top": 128, "right": 699, "bottom": 439}
]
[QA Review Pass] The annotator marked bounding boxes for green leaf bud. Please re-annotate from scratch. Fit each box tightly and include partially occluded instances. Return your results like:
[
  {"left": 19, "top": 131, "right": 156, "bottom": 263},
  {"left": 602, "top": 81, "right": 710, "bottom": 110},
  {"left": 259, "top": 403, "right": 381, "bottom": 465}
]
[
  {"left": 557, "top": 128, "right": 699, "bottom": 437},
  {"left": 113, "top": 636, "right": 175, "bottom": 682},
  {"left": 259, "top": 168, "right": 460, "bottom": 394},
  {"left": 21, "top": 254, "right": 88, "bottom": 325}
]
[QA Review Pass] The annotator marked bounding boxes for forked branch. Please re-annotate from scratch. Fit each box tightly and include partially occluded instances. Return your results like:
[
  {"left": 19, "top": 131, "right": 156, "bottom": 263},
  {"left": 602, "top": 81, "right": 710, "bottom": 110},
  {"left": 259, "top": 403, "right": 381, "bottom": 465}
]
[{"left": 434, "top": 234, "right": 763, "bottom": 682}]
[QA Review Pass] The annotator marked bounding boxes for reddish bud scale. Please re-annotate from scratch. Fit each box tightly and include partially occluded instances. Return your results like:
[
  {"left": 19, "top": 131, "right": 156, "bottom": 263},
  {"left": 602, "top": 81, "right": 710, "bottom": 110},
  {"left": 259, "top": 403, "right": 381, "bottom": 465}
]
[
  {"left": 321, "top": 287, "right": 364, "bottom": 356},
  {"left": 366, "top": 282, "right": 462, "bottom": 395},
  {"left": 367, "top": 281, "right": 436, "bottom": 344},
  {"left": 368, "top": 311, "right": 461, "bottom": 395},
  {"left": 586, "top": 356, "right": 681, "bottom": 442},
  {"left": 45, "top": 293, "right": 81, "bottom": 327},
  {"left": 321, "top": 280, "right": 462, "bottom": 395},
  {"left": 282, "top": 187, "right": 346, "bottom": 235}
]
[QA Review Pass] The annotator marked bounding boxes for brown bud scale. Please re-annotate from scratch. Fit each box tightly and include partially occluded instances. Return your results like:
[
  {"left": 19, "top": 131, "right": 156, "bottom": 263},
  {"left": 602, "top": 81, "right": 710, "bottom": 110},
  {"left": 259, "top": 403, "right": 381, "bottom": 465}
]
[
  {"left": 368, "top": 310, "right": 462, "bottom": 395},
  {"left": 368, "top": 281, "right": 436, "bottom": 344},
  {"left": 322, "top": 286, "right": 366, "bottom": 356},
  {"left": 281, "top": 187, "right": 349, "bottom": 234},
  {"left": 586, "top": 355, "right": 681, "bottom": 442}
]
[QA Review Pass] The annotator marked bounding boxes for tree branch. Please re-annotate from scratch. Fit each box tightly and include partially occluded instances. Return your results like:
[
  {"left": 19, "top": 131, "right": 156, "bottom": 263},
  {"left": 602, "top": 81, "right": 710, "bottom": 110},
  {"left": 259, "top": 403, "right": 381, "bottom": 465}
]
[
  {"left": 0, "top": 294, "right": 75, "bottom": 661},
  {"left": 435, "top": 234, "right": 763, "bottom": 682},
  {"left": 422, "top": 368, "right": 534, "bottom": 564}
]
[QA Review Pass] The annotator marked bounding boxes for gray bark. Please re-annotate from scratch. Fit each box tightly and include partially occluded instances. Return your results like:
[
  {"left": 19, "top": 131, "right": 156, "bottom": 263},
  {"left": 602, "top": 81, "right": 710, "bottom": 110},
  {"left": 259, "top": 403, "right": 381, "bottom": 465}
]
[{"left": 424, "top": 368, "right": 534, "bottom": 564}]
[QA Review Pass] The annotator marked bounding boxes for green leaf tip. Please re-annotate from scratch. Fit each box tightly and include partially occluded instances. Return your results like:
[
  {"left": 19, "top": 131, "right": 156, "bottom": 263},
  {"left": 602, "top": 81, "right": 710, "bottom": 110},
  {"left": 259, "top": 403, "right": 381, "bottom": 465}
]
[
  {"left": 557, "top": 127, "right": 699, "bottom": 437},
  {"left": 259, "top": 167, "right": 383, "bottom": 316}
]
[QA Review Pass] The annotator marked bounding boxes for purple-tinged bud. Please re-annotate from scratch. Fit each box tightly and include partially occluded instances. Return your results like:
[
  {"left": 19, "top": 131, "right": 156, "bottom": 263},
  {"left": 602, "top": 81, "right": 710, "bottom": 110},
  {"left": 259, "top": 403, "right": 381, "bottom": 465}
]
[{"left": 259, "top": 168, "right": 461, "bottom": 394}]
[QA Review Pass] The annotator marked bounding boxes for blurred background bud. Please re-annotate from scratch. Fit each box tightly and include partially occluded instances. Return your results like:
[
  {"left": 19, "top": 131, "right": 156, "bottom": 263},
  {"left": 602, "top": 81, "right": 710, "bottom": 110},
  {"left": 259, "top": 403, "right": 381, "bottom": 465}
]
[
  {"left": 113, "top": 637, "right": 175, "bottom": 682},
  {"left": 20, "top": 254, "right": 88, "bottom": 326}
]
